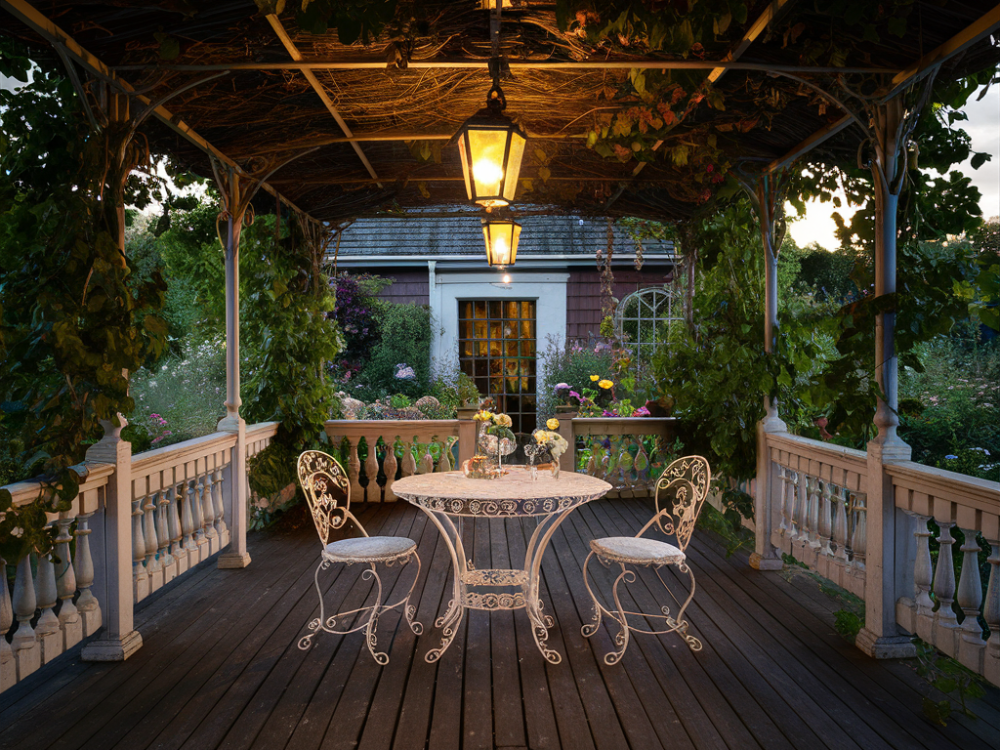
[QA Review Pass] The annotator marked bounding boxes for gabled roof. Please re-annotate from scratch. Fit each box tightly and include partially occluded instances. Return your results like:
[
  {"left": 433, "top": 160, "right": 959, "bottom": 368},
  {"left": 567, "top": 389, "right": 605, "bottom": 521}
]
[{"left": 332, "top": 209, "right": 673, "bottom": 259}]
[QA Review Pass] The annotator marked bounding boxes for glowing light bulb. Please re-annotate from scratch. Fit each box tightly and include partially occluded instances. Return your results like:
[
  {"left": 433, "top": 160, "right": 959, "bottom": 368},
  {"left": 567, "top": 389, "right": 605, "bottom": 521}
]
[
  {"left": 502, "top": 274, "right": 511, "bottom": 284},
  {"left": 493, "top": 235, "right": 510, "bottom": 264},
  {"left": 475, "top": 159, "right": 504, "bottom": 186}
]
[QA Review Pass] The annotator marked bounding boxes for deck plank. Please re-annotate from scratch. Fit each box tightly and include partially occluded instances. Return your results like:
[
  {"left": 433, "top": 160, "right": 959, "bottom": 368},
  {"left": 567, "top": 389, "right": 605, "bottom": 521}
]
[{"left": 3, "top": 498, "right": 993, "bottom": 750}]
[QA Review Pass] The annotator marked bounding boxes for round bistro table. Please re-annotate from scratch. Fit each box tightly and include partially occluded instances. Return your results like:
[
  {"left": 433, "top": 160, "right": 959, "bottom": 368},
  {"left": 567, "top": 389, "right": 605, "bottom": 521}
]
[{"left": 393, "top": 469, "right": 611, "bottom": 664}]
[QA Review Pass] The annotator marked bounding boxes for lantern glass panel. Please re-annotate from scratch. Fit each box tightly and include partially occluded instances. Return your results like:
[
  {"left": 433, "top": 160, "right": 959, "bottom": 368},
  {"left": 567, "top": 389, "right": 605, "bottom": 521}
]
[
  {"left": 502, "top": 131, "right": 526, "bottom": 203},
  {"left": 483, "top": 220, "right": 520, "bottom": 266},
  {"left": 468, "top": 128, "right": 509, "bottom": 207}
]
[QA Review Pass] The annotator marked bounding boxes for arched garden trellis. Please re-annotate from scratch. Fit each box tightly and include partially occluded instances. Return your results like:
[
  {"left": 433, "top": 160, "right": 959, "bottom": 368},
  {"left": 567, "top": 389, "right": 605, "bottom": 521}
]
[{"left": 614, "top": 286, "right": 685, "bottom": 365}]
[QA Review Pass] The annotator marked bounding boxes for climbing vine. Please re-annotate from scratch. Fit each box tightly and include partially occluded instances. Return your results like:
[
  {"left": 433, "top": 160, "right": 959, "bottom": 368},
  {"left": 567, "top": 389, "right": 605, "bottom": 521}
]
[{"left": 0, "top": 41, "right": 168, "bottom": 561}]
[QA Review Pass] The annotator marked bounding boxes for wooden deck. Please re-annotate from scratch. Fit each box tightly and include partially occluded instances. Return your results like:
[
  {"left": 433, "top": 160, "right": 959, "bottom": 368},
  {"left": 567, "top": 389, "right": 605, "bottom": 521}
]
[{"left": 3, "top": 498, "right": 998, "bottom": 750}]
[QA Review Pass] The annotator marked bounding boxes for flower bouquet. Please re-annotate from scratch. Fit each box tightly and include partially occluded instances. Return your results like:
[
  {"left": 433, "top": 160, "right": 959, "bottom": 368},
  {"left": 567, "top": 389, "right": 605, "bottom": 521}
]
[
  {"left": 464, "top": 409, "right": 516, "bottom": 478},
  {"left": 532, "top": 420, "right": 570, "bottom": 479}
]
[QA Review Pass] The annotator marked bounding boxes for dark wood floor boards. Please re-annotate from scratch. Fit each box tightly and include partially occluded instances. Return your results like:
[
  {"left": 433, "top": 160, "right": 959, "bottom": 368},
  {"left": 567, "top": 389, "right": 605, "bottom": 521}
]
[
  {"left": 199, "top": 503, "right": 408, "bottom": 750},
  {"left": 569, "top": 502, "right": 771, "bottom": 750},
  {"left": 678, "top": 532, "right": 988, "bottom": 750},
  {"left": 0, "top": 525, "right": 315, "bottom": 750},
  {"left": 524, "top": 514, "right": 662, "bottom": 750},
  {"left": 613, "top": 498, "right": 991, "bottom": 750},
  {"left": 488, "top": 518, "right": 527, "bottom": 750},
  {"left": 5, "top": 498, "right": 996, "bottom": 750},
  {"left": 502, "top": 516, "right": 593, "bottom": 750},
  {"left": 594, "top": 499, "right": 870, "bottom": 750}
]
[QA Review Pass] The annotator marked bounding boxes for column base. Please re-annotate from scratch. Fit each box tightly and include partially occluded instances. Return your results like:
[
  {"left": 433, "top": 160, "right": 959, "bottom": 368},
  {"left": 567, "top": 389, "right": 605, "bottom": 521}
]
[
  {"left": 218, "top": 551, "right": 252, "bottom": 569},
  {"left": 855, "top": 629, "right": 915, "bottom": 659},
  {"left": 749, "top": 552, "right": 784, "bottom": 571},
  {"left": 81, "top": 629, "right": 143, "bottom": 662}
]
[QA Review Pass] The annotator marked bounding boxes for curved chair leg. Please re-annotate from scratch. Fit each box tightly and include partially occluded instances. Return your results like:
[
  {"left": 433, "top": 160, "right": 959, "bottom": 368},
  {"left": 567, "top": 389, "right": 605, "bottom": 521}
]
[
  {"left": 580, "top": 551, "right": 603, "bottom": 638},
  {"left": 403, "top": 552, "right": 424, "bottom": 635},
  {"left": 666, "top": 561, "right": 702, "bottom": 652},
  {"left": 604, "top": 565, "right": 636, "bottom": 666},
  {"left": 298, "top": 558, "right": 333, "bottom": 651},
  {"left": 361, "top": 565, "right": 390, "bottom": 665}
]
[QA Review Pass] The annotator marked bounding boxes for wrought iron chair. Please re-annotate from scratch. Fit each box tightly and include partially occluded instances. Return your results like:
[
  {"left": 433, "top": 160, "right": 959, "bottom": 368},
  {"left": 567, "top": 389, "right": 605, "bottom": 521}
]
[
  {"left": 582, "top": 455, "right": 711, "bottom": 664},
  {"left": 296, "top": 450, "right": 423, "bottom": 664}
]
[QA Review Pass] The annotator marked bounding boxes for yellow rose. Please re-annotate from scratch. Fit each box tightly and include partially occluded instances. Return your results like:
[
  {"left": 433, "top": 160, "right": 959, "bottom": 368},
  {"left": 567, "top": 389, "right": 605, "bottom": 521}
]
[
  {"left": 546, "top": 418, "right": 560, "bottom": 430},
  {"left": 599, "top": 379, "right": 614, "bottom": 390},
  {"left": 535, "top": 431, "right": 548, "bottom": 444},
  {"left": 590, "top": 375, "right": 600, "bottom": 382},
  {"left": 497, "top": 413, "right": 513, "bottom": 428}
]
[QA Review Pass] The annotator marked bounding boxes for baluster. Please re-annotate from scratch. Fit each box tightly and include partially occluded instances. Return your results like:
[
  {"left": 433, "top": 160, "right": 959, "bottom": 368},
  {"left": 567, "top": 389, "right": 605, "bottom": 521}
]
[
  {"left": 849, "top": 491, "right": 866, "bottom": 571},
  {"left": 212, "top": 466, "right": 228, "bottom": 541},
  {"left": 201, "top": 467, "right": 218, "bottom": 548},
  {"left": 605, "top": 437, "right": 621, "bottom": 489},
  {"left": 169, "top": 483, "right": 188, "bottom": 574},
  {"left": 618, "top": 439, "right": 635, "bottom": 498},
  {"left": 1, "top": 558, "right": 14, "bottom": 689},
  {"left": 585, "top": 444, "right": 597, "bottom": 478},
  {"left": 818, "top": 480, "right": 834, "bottom": 556},
  {"left": 132, "top": 497, "right": 149, "bottom": 599},
  {"left": 53, "top": 519, "right": 82, "bottom": 650},
  {"left": 34, "top": 551, "right": 61, "bottom": 663},
  {"left": 833, "top": 486, "right": 850, "bottom": 562},
  {"left": 796, "top": 473, "right": 810, "bottom": 547},
  {"left": 142, "top": 486, "right": 161, "bottom": 588},
  {"left": 181, "top": 479, "right": 198, "bottom": 555},
  {"left": 418, "top": 441, "right": 434, "bottom": 475},
  {"left": 364, "top": 438, "right": 381, "bottom": 502},
  {"left": 957, "top": 528, "right": 984, "bottom": 644},
  {"left": 912, "top": 513, "right": 935, "bottom": 617},
  {"left": 776, "top": 465, "right": 788, "bottom": 536},
  {"left": 156, "top": 489, "right": 174, "bottom": 583},
  {"left": 192, "top": 474, "right": 207, "bottom": 554},
  {"left": 787, "top": 470, "right": 800, "bottom": 540},
  {"left": 933, "top": 520, "right": 959, "bottom": 628},
  {"left": 347, "top": 437, "right": 364, "bottom": 501},
  {"left": 401, "top": 439, "right": 417, "bottom": 479},
  {"left": 12, "top": 555, "right": 39, "bottom": 678},
  {"left": 437, "top": 438, "right": 453, "bottom": 473},
  {"left": 807, "top": 476, "right": 821, "bottom": 549},
  {"left": 74, "top": 514, "right": 101, "bottom": 635},
  {"left": 634, "top": 439, "right": 651, "bottom": 493},
  {"left": 383, "top": 436, "right": 399, "bottom": 502},
  {"left": 984, "top": 536, "right": 999, "bottom": 661}
]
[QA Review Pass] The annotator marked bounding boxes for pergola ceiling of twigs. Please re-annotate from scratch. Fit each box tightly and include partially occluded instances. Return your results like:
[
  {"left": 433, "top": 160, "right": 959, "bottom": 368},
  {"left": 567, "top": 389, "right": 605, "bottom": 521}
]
[{"left": 3, "top": 1, "right": 999, "bottom": 223}]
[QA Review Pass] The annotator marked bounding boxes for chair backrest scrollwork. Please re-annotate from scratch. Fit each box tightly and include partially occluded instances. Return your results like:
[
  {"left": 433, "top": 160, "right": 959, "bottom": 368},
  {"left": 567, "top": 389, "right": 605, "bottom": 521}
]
[
  {"left": 297, "top": 450, "right": 363, "bottom": 546},
  {"left": 653, "top": 455, "right": 712, "bottom": 551}
]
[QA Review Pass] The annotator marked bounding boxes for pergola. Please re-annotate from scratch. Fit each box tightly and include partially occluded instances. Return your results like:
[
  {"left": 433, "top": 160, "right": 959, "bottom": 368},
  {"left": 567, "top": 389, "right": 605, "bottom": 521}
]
[{"left": 2, "top": 0, "right": 999, "bottom": 668}]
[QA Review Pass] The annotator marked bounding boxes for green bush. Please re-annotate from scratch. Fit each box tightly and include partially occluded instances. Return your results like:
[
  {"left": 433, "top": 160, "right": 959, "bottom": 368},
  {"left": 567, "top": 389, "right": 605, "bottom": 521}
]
[
  {"left": 354, "top": 302, "right": 432, "bottom": 400},
  {"left": 537, "top": 336, "right": 618, "bottom": 416}
]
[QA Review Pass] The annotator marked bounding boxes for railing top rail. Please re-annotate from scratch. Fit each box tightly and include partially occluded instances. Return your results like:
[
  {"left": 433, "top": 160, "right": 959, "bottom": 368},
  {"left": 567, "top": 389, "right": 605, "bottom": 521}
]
[
  {"left": 572, "top": 417, "right": 677, "bottom": 436},
  {"left": 4, "top": 461, "right": 114, "bottom": 508},
  {"left": 245, "top": 421, "right": 280, "bottom": 440},
  {"left": 325, "top": 419, "right": 460, "bottom": 440},
  {"left": 767, "top": 432, "right": 867, "bottom": 472},
  {"left": 131, "top": 431, "right": 238, "bottom": 478},
  {"left": 888, "top": 460, "right": 1000, "bottom": 514}
]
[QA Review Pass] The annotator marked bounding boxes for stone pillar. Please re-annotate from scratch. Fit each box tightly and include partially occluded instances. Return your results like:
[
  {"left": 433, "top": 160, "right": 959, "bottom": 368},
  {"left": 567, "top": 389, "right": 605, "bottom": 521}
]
[{"left": 81, "top": 420, "right": 143, "bottom": 661}]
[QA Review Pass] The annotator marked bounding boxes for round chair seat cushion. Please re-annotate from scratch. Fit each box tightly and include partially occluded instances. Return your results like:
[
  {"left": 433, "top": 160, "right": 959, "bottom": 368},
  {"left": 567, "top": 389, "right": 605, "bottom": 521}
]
[
  {"left": 323, "top": 536, "right": 417, "bottom": 564},
  {"left": 590, "top": 536, "right": 685, "bottom": 567}
]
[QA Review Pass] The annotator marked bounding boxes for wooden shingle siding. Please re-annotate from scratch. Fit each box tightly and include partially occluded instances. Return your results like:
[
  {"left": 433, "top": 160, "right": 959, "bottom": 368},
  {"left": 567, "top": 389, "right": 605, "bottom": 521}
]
[
  {"left": 373, "top": 269, "right": 430, "bottom": 306},
  {"left": 566, "top": 266, "right": 675, "bottom": 340}
]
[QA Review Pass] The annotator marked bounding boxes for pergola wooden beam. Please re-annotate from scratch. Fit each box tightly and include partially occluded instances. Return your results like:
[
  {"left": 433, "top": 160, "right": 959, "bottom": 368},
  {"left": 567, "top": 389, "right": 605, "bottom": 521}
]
[
  {"left": 708, "top": 0, "right": 796, "bottom": 83},
  {"left": 766, "top": 114, "right": 854, "bottom": 172},
  {"left": 113, "top": 59, "right": 902, "bottom": 75},
  {"left": 0, "top": 0, "right": 315, "bottom": 220},
  {"left": 265, "top": 13, "right": 382, "bottom": 186},
  {"left": 883, "top": 3, "right": 1000, "bottom": 100}
]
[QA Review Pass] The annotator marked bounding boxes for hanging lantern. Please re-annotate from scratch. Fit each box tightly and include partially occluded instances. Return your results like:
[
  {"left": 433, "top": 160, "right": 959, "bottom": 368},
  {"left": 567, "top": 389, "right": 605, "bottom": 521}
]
[
  {"left": 455, "top": 84, "right": 526, "bottom": 208},
  {"left": 482, "top": 218, "right": 520, "bottom": 267}
]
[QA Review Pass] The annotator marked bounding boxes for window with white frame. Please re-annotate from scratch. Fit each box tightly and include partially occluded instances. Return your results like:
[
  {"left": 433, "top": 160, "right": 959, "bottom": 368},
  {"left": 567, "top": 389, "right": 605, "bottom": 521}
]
[{"left": 614, "top": 286, "right": 683, "bottom": 365}]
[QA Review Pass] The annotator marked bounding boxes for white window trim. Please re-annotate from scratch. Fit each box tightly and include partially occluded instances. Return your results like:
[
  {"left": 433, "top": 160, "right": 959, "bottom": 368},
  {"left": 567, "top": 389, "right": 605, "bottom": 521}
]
[{"left": 429, "top": 270, "right": 569, "bottom": 388}]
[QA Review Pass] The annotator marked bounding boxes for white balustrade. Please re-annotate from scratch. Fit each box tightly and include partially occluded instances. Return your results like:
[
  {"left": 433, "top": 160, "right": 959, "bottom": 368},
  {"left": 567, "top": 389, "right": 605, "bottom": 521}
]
[
  {"left": 765, "top": 434, "right": 868, "bottom": 599},
  {"left": 325, "top": 420, "right": 461, "bottom": 503},
  {"left": 573, "top": 418, "right": 676, "bottom": 499},
  {"left": 891, "top": 460, "right": 1000, "bottom": 685}
]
